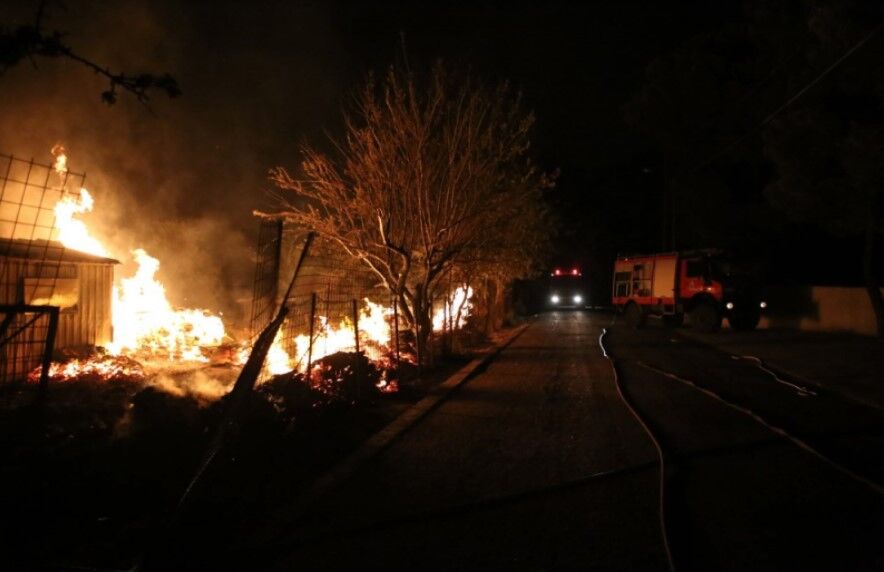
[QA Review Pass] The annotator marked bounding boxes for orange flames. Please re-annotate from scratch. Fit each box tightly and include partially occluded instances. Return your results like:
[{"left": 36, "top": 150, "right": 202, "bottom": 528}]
[
  {"left": 108, "top": 249, "right": 226, "bottom": 361},
  {"left": 39, "top": 148, "right": 230, "bottom": 380},
  {"left": 54, "top": 189, "right": 110, "bottom": 258},
  {"left": 36, "top": 148, "right": 474, "bottom": 396},
  {"left": 432, "top": 285, "right": 473, "bottom": 331},
  {"left": 28, "top": 354, "right": 145, "bottom": 384}
]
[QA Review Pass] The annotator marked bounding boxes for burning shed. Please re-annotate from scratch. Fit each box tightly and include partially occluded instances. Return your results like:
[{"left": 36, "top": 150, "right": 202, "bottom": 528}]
[
  {"left": 0, "top": 238, "right": 118, "bottom": 383},
  {"left": 1, "top": 153, "right": 120, "bottom": 384}
]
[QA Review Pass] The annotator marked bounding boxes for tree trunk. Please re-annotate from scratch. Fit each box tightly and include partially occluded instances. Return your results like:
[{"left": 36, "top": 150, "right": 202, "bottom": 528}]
[
  {"left": 410, "top": 290, "right": 433, "bottom": 369},
  {"left": 862, "top": 222, "right": 884, "bottom": 337}
]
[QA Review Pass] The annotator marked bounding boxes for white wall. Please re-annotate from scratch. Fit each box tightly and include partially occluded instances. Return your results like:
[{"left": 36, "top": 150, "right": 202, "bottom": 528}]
[{"left": 759, "top": 286, "right": 883, "bottom": 336}]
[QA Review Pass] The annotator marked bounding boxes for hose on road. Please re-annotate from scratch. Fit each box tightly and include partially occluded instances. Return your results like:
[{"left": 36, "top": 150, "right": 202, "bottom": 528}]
[
  {"left": 637, "top": 360, "right": 884, "bottom": 498},
  {"left": 599, "top": 328, "right": 677, "bottom": 572}
]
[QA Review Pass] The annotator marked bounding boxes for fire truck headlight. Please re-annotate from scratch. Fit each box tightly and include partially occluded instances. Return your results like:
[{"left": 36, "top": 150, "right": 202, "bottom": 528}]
[
  {"left": 550, "top": 295, "right": 560, "bottom": 304},
  {"left": 760, "top": 301, "right": 767, "bottom": 309},
  {"left": 725, "top": 302, "right": 734, "bottom": 310},
  {"left": 573, "top": 295, "right": 583, "bottom": 304}
]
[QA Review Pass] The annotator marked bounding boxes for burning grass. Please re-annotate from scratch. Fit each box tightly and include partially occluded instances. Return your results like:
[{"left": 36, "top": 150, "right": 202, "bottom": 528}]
[{"left": 28, "top": 353, "right": 146, "bottom": 385}]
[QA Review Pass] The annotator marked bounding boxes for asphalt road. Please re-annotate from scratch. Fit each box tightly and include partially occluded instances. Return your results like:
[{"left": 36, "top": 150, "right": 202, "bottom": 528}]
[{"left": 265, "top": 311, "right": 883, "bottom": 571}]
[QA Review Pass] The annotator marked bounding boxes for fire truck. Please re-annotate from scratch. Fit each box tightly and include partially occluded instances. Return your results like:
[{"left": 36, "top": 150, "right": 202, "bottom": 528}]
[
  {"left": 612, "top": 250, "right": 766, "bottom": 332},
  {"left": 547, "top": 266, "right": 587, "bottom": 309}
]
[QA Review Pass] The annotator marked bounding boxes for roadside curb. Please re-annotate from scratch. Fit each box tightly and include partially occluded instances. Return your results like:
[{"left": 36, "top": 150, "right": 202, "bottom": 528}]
[
  {"left": 283, "top": 322, "right": 532, "bottom": 519},
  {"left": 675, "top": 329, "right": 884, "bottom": 413}
]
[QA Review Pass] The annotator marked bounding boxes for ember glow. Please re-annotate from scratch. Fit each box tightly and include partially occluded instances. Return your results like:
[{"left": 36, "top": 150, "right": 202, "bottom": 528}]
[{"left": 28, "top": 355, "right": 145, "bottom": 384}]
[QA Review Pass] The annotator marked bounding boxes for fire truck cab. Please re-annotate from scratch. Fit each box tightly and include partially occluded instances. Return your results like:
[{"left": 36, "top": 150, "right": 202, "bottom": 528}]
[{"left": 612, "top": 250, "right": 765, "bottom": 332}]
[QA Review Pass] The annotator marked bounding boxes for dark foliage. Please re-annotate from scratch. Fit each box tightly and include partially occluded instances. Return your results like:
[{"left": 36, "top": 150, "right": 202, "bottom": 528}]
[
  {"left": 311, "top": 351, "right": 381, "bottom": 404},
  {"left": 260, "top": 351, "right": 382, "bottom": 423},
  {"left": 258, "top": 370, "right": 323, "bottom": 424},
  {"left": 0, "top": 6, "right": 180, "bottom": 105}
]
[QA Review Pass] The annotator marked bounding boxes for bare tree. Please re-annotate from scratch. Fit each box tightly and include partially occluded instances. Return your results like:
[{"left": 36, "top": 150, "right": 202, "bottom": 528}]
[{"left": 267, "top": 62, "right": 552, "bottom": 364}]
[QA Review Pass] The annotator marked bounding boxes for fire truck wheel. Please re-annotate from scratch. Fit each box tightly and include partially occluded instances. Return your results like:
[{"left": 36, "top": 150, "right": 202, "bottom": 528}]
[
  {"left": 624, "top": 303, "right": 646, "bottom": 329},
  {"left": 691, "top": 303, "right": 721, "bottom": 332}
]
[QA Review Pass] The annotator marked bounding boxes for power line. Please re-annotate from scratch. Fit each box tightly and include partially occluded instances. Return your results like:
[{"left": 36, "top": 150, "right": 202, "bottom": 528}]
[{"left": 683, "top": 18, "right": 884, "bottom": 178}]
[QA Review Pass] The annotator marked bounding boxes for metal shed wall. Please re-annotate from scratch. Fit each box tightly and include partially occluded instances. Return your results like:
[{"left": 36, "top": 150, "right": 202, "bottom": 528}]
[
  {"left": 1, "top": 256, "right": 114, "bottom": 381},
  {"left": 1, "top": 257, "right": 114, "bottom": 347}
]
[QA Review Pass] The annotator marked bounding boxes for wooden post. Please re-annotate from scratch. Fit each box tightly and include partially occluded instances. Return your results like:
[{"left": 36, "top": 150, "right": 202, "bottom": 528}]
[
  {"left": 307, "top": 292, "right": 317, "bottom": 373},
  {"left": 443, "top": 293, "right": 449, "bottom": 356},
  {"left": 352, "top": 298, "right": 360, "bottom": 354},
  {"left": 392, "top": 292, "right": 400, "bottom": 364}
]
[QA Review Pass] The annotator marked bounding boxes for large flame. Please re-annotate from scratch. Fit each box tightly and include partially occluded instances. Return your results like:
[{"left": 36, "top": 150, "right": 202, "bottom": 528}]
[
  {"left": 108, "top": 249, "right": 226, "bottom": 361},
  {"left": 252, "top": 299, "right": 394, "bottom": 377},
  {"left": 289, "top": 298, "right": 394, "bottom": 373},
  {"left": 54, "top": 189, "right": 110, "bottom": 258},
  {"left": 265, "top": 329, "right": 293, "bottom": 375},
  {"left": 48, "top": 151, "right": 228, "bottom": 365}
]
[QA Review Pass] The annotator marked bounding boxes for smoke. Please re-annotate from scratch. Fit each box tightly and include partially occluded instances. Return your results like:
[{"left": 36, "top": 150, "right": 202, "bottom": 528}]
[
  {"left": 150, "top": 369, "right": 233, "bottom": 403},
  {"left": 0, "top": 0, "right": 347, "bottom": 328}
]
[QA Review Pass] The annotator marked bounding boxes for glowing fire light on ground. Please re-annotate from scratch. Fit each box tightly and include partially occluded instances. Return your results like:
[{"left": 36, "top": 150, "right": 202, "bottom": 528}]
[{"left": 28, "top": 355, "right": 145, "bottom": 384}]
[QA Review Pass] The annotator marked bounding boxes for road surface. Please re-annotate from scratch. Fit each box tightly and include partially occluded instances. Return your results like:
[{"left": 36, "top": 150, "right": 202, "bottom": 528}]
[{"left": 259, "top": 311, "right": 884, "bottom": 571}]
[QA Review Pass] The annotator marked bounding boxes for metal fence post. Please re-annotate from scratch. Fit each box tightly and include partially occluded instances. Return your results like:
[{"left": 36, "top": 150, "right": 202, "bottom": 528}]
[{"left": 38, "top": 306, "right": 59, "bottom": 398}]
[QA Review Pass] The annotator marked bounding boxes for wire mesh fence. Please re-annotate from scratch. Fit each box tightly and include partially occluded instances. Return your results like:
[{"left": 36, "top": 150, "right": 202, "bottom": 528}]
[
  {"left": 251, "top": 221, "right": 398, "bottom": 378},
  {"left": 249, "top": 220, "right": 484, "bottom": 382},
  {"left": 0, "top": 153, "right": 98, "bottom": 389}
]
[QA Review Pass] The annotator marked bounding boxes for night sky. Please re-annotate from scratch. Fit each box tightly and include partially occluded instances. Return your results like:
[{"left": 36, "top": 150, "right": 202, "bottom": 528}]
[{"left": 0, "top": 1, "right": 870, "bottom": 323}]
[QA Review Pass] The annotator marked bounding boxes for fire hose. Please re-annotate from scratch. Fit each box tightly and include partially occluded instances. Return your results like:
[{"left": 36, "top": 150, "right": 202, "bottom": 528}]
[{"left": 599, "top": 328, "right": 677, "bottom": 572}]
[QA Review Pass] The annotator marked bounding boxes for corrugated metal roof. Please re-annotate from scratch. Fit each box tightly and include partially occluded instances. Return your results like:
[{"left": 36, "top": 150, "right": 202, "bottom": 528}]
[{"left": 0, "top": 238, "right": 119, "bottom": 264}]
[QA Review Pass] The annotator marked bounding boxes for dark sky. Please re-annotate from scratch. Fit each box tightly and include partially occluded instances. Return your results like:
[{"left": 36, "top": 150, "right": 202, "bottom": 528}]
[{"left": 0, "top": 0, "right": 728, "bottom": 325}]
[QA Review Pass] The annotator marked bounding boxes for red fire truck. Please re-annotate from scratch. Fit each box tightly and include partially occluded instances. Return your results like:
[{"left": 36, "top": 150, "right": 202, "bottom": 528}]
[{"left": 612, "top": 250, "right": 766, "bottom": 332}]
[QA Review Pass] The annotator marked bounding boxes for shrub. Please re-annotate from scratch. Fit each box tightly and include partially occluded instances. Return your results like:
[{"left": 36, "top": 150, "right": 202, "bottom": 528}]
[{"left": 310, "top": 351, "right": 380, "bottom": 404}]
